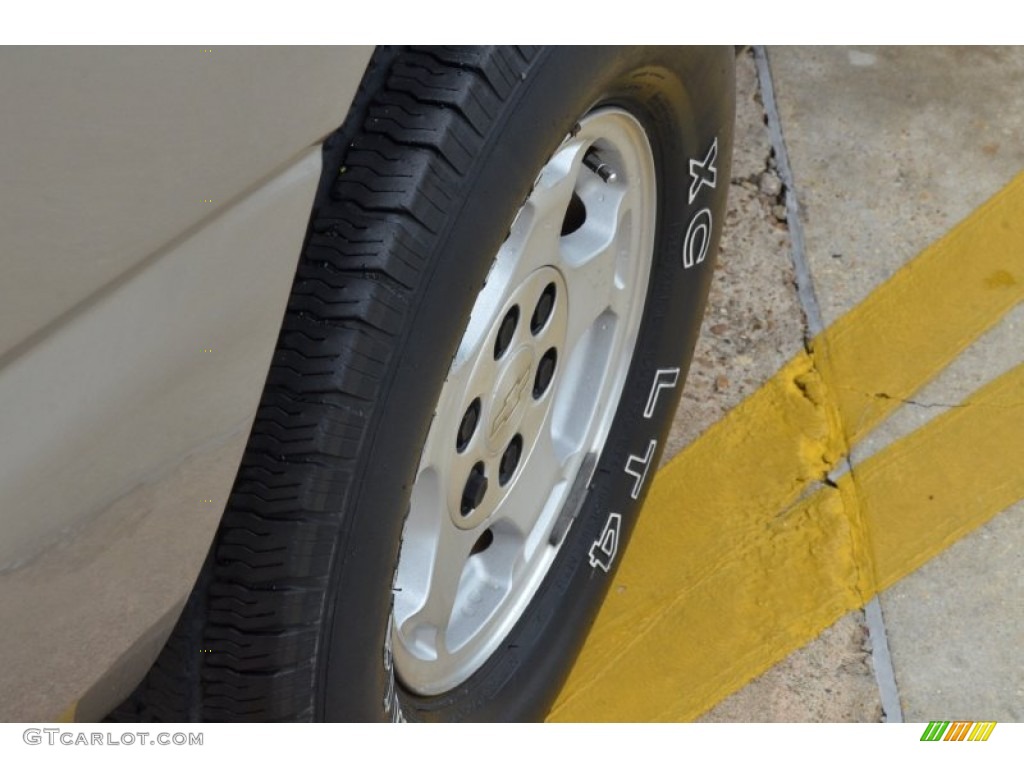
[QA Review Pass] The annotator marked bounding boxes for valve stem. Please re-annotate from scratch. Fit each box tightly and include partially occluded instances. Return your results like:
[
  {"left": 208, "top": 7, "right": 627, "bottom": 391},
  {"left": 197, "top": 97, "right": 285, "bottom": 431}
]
[{"left": 583, "top": 150, "right": 616, "bottom": 183}]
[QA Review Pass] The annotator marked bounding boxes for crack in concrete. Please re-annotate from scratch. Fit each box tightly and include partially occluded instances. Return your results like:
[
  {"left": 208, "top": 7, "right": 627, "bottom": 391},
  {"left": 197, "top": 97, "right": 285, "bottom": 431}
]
[{"left": 873, "top": 392, "right": 968, "bottom": 409}]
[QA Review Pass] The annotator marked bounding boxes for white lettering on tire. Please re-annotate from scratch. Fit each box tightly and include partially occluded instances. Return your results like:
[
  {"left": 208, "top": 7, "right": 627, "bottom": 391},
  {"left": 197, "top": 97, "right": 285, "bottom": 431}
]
[
  {"left": 683, "top": 208, "right": 712, "bottom": 269},
  {"left": 688, "top": 136, "right": 718, "bottom": 203},
  {"left": 589, "top": 512, "right": 623, "bottom": 572},
  {"left": 644, "top": 367, "right": 680, "bottom": 419},
  {"left": 624, "top": 439, "right": 657, "bottom": 500},
  {"left": 683, "top": 136, "right": 718, "bottom": 270}
]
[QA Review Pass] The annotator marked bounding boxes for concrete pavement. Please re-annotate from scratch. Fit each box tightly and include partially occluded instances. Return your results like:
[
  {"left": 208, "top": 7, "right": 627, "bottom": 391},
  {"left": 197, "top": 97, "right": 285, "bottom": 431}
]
[{"left": 707, "top": 45, "right": 1024, "bottom": 723}]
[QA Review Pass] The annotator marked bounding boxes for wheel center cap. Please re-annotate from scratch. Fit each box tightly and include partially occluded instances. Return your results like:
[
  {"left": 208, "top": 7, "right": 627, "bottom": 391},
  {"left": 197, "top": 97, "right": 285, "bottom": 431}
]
[{"left": 487, "top": 346, "right": 533, "bottom": 450}]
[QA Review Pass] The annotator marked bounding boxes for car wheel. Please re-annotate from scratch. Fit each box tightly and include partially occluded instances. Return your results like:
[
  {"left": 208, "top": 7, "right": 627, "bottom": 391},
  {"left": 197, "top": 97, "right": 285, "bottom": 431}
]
[{"left": 112, "top": 45, "right": 734, "bottom": 722}]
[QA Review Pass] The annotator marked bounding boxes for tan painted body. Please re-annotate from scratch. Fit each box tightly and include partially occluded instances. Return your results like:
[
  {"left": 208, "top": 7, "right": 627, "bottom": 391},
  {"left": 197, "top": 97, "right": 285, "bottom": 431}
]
[{"left": 0, "top": 46, "right": 373, "bottom": 721}]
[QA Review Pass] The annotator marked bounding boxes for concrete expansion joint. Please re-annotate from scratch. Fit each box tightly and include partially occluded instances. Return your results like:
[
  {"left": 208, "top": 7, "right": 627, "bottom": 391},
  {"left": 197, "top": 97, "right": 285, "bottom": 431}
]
[
  {"left": 754, "top": 44, "right": 904, "bottom": 725},
  {"left": 752, "top": 47, "right": 823, "bottom": 344}
]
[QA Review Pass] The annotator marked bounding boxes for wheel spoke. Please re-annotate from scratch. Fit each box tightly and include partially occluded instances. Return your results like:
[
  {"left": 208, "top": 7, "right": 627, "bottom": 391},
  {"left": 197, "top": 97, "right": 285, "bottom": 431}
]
[
  {"left": 496, "top": 140, "right": 591, "bottom": 285},
  {"left": 559, "top": 184, "right": 636, "bottom": 353},
  {"left": 527, "top": 139, "right": 589, "bottom": 232},
  {"left": 395, "top": 518, "right": 476, "bottom": 661}
]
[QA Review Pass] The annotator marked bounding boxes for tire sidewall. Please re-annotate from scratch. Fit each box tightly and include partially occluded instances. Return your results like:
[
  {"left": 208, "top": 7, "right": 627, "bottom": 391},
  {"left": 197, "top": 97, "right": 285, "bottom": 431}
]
[{"left": 320, "top": 46, "right": 735, "bottom": 722}]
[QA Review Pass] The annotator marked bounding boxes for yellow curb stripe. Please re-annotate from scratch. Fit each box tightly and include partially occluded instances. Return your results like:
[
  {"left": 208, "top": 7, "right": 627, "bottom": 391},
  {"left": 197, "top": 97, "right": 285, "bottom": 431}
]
[
  {"left": 981, "top": 721, "right": 997, "bottom": 741},
  {"left": 548, "top": 174, "right": 1024, "bottom": 722},
  {"left": 815, "top": 171, "right": 1024, "bottom": 445},
  {"left": 554, "top": 487, "right": 865, "bottom": 721},
  {"left": 844, "top": 362, "right": 1024, "bottom": 593}
]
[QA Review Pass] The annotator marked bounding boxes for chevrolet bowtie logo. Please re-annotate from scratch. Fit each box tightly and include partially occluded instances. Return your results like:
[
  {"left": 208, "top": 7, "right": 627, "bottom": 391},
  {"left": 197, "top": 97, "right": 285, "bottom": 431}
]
[{"left": 491, "top": 366, "right": 531, "bottom": 439}]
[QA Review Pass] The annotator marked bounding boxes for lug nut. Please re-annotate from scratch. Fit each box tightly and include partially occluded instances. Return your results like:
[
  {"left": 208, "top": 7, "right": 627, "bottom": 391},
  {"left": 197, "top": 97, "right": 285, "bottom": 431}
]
[
  {"left": 461, "top": 462, "right": 488, "bottom": 516},
  {"left": 456, "top": 398, "right": 481, "bottom": 452},
  {"left": 499, "top": 434, "right": 523, "bottom": 486},
  {"left": 494, "top": 305, "right": 519, "bottom": 359},
  {"left": 531, "top": 283, "right": 556, "bottom": 335},
  {"left": 533, "top": 348, "right": 557, "bottom": 398}
]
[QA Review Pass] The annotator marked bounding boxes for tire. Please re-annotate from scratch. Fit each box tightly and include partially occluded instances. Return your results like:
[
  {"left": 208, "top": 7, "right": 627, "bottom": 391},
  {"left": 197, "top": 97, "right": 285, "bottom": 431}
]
[{"left": 112, "top": 45, "right": 734, "bottom": 722}]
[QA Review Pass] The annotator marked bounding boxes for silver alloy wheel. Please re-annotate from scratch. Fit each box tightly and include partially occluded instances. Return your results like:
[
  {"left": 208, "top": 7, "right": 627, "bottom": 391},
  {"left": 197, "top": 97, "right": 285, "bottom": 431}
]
[{"left": 391, "top": 107, "right": 657, "bottom": 695}]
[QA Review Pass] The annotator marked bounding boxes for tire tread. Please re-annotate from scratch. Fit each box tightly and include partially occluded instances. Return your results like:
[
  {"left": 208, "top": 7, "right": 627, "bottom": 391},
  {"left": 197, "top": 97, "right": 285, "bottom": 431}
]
[{"left": 110, "top": 45, "right": 541, "bottom": 722}]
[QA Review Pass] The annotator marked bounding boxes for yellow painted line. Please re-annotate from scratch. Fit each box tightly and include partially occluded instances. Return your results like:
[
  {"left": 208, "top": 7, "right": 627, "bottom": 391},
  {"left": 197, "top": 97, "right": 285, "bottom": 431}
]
[
  {"left": 548, "top": 173, "right": 1024, "bottom": 722},
  {"left": 844, "top": 362, "right": 1024, "bottom": 592},
  {"left": 814, "top": 171, "right": 1024, "bottom": 444}
]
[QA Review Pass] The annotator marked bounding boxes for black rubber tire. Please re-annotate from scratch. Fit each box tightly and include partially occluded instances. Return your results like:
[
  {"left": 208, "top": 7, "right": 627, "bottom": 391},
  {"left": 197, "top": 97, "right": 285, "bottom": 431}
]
[{"left": 111, "top": 45, "right": 734, "bottom": 723}]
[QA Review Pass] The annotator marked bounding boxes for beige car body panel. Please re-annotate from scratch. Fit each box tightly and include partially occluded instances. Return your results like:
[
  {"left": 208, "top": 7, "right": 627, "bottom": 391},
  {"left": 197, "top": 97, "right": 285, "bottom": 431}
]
[{"left": 0, "top": 46, "right": 374, "bottom": 721}]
